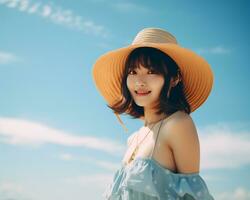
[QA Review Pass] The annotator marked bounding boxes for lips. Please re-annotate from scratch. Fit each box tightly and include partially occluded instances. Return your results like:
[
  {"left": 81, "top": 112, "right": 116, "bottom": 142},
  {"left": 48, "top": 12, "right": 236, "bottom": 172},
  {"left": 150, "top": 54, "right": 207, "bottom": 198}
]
[{"left": 135, "top": 90, "right": 151, "bottom": 94}]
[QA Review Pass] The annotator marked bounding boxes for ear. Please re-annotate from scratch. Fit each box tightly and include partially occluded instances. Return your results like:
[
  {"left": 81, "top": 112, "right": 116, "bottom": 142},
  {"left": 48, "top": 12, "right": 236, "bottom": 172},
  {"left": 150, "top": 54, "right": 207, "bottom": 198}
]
[
  {"left": 170, "top": 76, "right": 181, "bottom": 88},
  {"left": 172, "top": 72, "right": 182, "bottom": 87},
  {"left": 168, "top": 74, "right": 182, "bottom": 97}
]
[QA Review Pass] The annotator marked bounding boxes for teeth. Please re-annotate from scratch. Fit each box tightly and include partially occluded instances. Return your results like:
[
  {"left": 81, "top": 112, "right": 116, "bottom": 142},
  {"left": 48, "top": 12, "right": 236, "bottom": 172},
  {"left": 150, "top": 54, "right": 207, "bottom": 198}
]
[{"left": 136, "top": 91, "right": 151, "bottom": 94}]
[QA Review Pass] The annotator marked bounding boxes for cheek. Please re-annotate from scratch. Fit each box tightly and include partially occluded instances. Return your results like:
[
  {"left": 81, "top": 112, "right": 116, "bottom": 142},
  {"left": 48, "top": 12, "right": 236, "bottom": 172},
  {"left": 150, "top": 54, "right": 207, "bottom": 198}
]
[
  {"left": 126, "top": 77, "right": 133, "bottom": 92},
  {"left": 150, "top": 77, "right": 165, "bottom": 91}
]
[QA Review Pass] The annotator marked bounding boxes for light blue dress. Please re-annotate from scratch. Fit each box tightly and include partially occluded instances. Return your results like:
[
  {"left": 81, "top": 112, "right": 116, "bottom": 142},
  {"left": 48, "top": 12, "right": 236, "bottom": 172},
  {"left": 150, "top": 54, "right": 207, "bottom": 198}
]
[{"left": 103, "top": 122, "right": 215, "bottom": 200}]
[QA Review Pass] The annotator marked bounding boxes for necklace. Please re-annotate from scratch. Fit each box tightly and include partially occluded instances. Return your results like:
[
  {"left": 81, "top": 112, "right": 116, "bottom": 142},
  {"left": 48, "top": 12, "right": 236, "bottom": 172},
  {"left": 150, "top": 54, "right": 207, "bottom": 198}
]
[{"left": 128, "top": 117, "right": 166, "bottom": 163}]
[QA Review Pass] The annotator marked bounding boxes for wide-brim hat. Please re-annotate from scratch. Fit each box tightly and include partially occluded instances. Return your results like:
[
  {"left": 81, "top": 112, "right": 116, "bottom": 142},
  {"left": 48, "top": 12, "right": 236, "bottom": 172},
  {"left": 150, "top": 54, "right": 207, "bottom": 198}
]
[{"left": 92, "top": 27, "right": 214, "bottom": 132}]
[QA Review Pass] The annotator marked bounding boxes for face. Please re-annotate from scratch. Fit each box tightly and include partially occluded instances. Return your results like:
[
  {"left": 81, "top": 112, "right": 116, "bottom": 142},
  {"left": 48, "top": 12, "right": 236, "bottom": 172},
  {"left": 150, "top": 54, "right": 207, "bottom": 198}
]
[{"left": 126, "top": 64, "right": 165, "bottom": 109}]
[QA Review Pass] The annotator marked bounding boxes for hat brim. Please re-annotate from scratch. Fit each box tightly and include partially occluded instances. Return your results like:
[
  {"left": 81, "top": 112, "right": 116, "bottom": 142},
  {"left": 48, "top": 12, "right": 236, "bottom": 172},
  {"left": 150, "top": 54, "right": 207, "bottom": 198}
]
[{"left": 92, "top": 43, "right": 214, "bottom": 116}]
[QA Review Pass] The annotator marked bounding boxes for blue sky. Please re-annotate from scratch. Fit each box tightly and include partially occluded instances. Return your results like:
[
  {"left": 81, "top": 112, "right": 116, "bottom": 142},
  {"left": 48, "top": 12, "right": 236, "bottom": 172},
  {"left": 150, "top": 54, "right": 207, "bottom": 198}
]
[{"left": 0, "top": 0, "right": 250, "bottom": 199}]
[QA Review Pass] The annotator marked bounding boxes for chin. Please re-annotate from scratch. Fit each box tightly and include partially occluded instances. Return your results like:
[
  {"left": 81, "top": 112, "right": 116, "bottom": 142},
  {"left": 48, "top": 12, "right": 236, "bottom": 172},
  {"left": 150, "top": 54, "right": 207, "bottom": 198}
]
[{"left": 134, "top": 101, "right": 153, "bottom": 108}]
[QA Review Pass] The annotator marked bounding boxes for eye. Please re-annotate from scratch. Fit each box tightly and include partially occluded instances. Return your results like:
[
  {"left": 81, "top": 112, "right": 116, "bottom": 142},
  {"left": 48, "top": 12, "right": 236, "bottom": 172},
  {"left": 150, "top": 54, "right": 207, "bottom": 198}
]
[
  {"left": 128, "top": 70, "right": 136, "bottom": 75},
  {"left": 127, "top": 69, "right": 157, "bottom": 75},
  {"left": 148, "top": 69, "right": 156, "bottom": 74}
]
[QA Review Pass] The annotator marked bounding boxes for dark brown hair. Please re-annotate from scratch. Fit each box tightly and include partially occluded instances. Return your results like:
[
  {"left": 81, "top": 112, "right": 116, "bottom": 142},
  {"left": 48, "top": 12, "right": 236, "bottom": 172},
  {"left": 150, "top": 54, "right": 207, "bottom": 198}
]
[{"left": 107, "top": 47, "right": 191, "bottom": 119}]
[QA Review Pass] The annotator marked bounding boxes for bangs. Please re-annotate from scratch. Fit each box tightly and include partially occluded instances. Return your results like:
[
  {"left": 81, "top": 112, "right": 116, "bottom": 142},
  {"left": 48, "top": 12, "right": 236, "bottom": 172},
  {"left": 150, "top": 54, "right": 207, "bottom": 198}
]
[{"left": 125, "top": 47, "right": 168, "bottom": 75}]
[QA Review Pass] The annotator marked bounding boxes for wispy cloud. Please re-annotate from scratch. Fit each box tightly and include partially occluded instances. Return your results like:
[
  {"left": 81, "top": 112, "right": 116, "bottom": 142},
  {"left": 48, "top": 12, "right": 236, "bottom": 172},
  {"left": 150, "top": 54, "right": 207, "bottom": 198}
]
[
  {"left": 111, "top": 2, "right": 149, "bottom": 13},
  {"left": 198, "top": 122, "right": 250, "bottom": 170},
  {"left": 1, "top": 117, "right": 250, "bottom": 171},
  {"left": 0, "top": 0, "right": 109, "bottom": 37},
  {"left": 0, "top": 178, "right": 109, "bottom": 200},
  {"left": 215, "top": 187, "right": 250, "bottom": 200},
  {"left": 64, "top": 173, "right": 113, "bottom": 187},
  {"left": 59, "top": 153, "right": 120, "bottom": 171},
  {"left": 0, "top": 50, "right": 18, "bottom": 64},
  {"left": 0, "top": 181, "right": 31, "bottom": 200},
  {"left": 58, "top": 121, "right": 250, "bottom": 172},
  {"left": 0, "top": 117, "right": 125, "bottom": 155},
  {"left": 195, "top": 45, "right": 231, "bottom": 55},
  {"left": 88, "top": 0, "right": 149, "bottom": 13},
  {"left": 63, "top": 172, "right": 113, "bottom": 199}
]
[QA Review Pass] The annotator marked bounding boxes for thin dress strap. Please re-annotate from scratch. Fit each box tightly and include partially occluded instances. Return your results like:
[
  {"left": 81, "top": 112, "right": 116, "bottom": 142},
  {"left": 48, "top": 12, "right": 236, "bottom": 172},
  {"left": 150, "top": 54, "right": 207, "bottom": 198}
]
[
  {"left": 149, "top": 112, "right": 177, "bottom": 159},
  {"left": 149, "top": 118, "right": 164, "bottom": 159}
]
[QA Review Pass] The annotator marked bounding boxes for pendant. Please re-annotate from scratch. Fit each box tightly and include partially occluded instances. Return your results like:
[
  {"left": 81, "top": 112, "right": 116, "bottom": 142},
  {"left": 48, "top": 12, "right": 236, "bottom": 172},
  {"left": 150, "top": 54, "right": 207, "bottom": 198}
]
[{"left": 130, "top": 146, "right": 139, "bottom": 162}]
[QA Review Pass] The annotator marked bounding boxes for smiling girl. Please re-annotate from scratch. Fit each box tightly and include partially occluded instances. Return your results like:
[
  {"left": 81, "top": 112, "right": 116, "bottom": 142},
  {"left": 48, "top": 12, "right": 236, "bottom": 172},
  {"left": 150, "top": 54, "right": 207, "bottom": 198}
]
[{"left": 93, "top": 28, "right": 215, "bottom": 200}]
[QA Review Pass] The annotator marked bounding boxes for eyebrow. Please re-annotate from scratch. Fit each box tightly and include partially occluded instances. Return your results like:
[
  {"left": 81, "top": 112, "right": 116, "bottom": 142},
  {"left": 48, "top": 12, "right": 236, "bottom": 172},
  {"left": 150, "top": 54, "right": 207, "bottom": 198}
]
[{"left": 129, "top": 66, "right": 153, "bottom": 71}]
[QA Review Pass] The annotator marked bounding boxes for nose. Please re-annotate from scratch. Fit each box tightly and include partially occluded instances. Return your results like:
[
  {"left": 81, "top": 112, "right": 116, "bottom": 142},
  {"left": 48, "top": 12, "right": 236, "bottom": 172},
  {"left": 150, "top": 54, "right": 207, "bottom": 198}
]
[{"left": 135, "top": 80, "right": 146, "bottom": 87}]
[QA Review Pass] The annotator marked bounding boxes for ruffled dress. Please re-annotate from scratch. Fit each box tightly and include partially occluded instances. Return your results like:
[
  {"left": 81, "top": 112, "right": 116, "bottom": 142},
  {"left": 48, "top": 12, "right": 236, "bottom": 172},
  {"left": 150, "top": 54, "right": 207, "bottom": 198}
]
[
  {"left": 103, "top": 121, "right": 215, "bottom": 200},
  {"left": 102, "top": 156, "right": 214, "bottom": 200}
]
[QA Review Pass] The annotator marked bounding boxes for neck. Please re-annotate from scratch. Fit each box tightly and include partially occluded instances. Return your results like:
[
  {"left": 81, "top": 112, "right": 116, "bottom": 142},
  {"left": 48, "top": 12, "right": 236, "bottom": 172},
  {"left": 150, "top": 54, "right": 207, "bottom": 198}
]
[{"left": 143, "top": 107, "right": 168, "bottom": 127}]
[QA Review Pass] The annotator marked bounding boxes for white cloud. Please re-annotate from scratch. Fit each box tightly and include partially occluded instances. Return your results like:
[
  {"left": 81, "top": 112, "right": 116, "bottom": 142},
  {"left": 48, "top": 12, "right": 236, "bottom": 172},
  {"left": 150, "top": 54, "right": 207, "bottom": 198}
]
[
  {"left": 112, "top": 2, "right": 149, "bottom": 13},
  {"left": 215, "top": 187, "right": 250, "bottom": 200},
  {"left": 0, "top": 179, "right": 102, "bottom": 200},
  {"left": 1, "top": 116, "right": 250, "bottom": 172},
  {"left": 58, "top": 121, "right": 250, "bottom": 172},
  {"left": 0, "top": 181, "right": 23, "bottom": 194},
  {"left": 18, "top": 0, "right": 29, "bottom": 11},
  {"left": 41, "top": 4, "right": 52, "bottom": 17},
  {"left": 88, "top": 0, "right": 149, "bottom": 13},
  {"left": 64, "top": 173, "right": 113, "bottom": 186},
  {"left": 0, "top": 51, "right": 18, "bottom": 64},
  {"left": 59, "top": 153, "right": 75, "bottom": 161},
  {"left": 27, "top": 2, "right": 41, "bottom": 14},
  {"left": 196, "top": 45, "right": 231, "bottom": 55},
  {"left": 198, "top": 122, "right": 250, "bottom": 170},
  {"left": 59, "top": 153, "right": 120, "bottom": 171},
  {"left": 0, "top": 117, "right": 125, "bottom": 155},
  {"left": 0, "top": 0, "right": 109, "bottom": 37},
  {"left": 0, "top": 181, "right": 31, "bottom": 200},
  {"left": 63, "top": 172, "right": 114, "bottom": 199}
]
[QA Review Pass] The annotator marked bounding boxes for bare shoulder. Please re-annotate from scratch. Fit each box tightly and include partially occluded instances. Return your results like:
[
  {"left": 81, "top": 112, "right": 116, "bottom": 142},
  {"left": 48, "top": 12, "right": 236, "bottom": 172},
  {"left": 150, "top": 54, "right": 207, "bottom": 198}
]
[
  {"left": 161, "top": 111, "right": 200, "bottom": 174},
  {"left": 162, "top": 110, "right": 198, "bottom": 140}
]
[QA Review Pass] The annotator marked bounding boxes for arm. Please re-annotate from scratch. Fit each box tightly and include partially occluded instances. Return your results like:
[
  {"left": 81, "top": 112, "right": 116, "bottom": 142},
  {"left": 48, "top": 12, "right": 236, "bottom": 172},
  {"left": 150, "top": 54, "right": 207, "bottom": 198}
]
[{"left": 167, "top": 114, "right": 200, "bottom": 174}]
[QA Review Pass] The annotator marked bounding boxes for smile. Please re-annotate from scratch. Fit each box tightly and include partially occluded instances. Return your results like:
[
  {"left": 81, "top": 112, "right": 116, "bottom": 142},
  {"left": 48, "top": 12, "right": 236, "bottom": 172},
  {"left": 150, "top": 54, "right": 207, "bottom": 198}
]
[{"left": 135, "top": 91, "right": 151, "bottom": 96}]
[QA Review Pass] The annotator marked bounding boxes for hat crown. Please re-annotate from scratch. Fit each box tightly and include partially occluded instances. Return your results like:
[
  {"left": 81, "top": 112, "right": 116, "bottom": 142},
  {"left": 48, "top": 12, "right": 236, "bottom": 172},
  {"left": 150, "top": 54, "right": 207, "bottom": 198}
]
[{"left": 132, "top": 28, "right": 178, "bottom": 45}]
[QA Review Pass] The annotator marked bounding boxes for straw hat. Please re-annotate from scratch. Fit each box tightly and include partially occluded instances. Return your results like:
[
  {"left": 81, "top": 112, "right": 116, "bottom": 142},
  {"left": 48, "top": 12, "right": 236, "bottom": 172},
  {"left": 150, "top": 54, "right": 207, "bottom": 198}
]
[{"left": 92, "top": 27, "right": 214, "bottom": 132}]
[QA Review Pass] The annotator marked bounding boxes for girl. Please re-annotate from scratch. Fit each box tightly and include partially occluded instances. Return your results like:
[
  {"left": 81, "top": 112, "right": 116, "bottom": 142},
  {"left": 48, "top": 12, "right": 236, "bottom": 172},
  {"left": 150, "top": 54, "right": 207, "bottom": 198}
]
[{"left": 93, "top": 28, "right": 215, "bottom": 200}]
